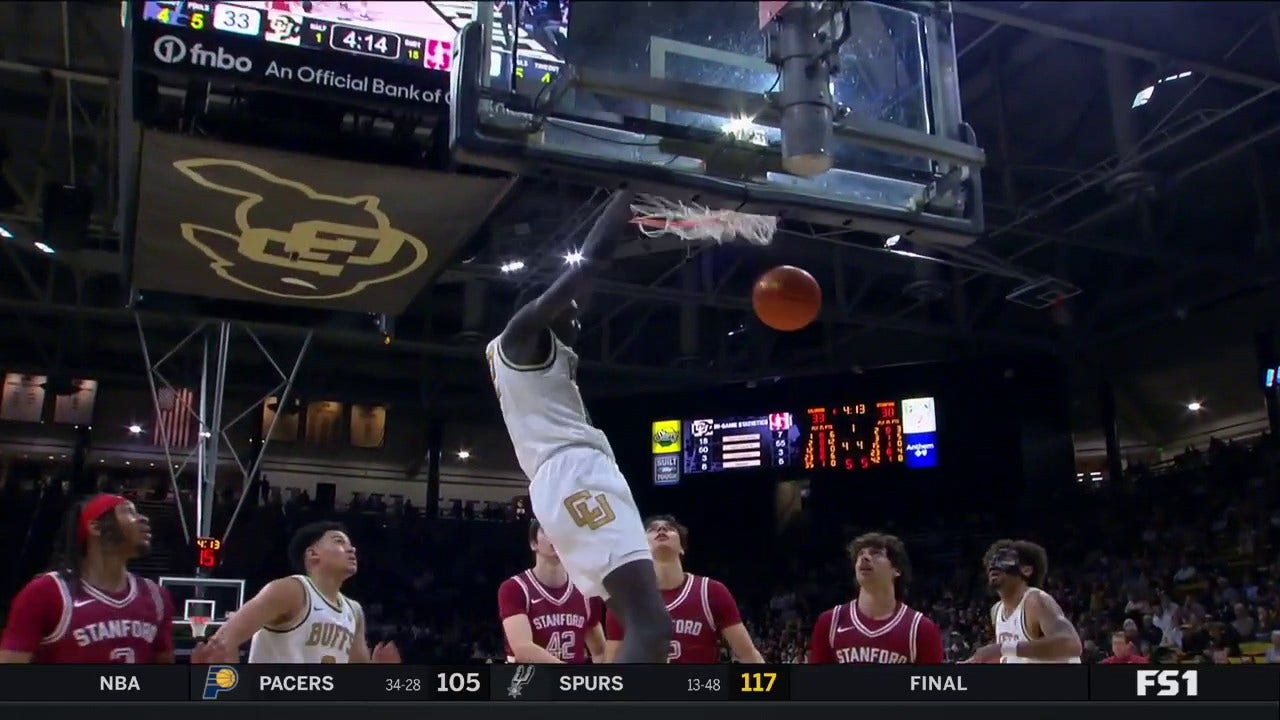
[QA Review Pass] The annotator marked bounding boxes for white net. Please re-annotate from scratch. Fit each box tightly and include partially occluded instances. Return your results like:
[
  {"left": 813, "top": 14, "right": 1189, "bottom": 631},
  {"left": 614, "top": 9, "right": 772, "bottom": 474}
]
[
  {"left": 630, "top": 194, "right": 778, "bottom": 246},
  {"left": 188, "top": 616, "right": 211, "bottom": 639}
]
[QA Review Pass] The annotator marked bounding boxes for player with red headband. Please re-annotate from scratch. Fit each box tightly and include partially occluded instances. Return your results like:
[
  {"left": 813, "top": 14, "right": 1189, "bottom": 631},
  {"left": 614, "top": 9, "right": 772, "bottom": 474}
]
[{"left": 0, "top": 494, "right": 223, "bottom": 663}]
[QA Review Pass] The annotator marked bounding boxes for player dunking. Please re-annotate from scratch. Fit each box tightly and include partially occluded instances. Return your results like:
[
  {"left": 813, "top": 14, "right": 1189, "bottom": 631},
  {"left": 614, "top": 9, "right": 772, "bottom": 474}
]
[
  {"left": 498, "top": 519, "right": 607, "bottom": 663},
  {"left": 807, "top": 532, "right": 943, "bottom": 664},
  {"left": 203, "top": 521, "right": 399, "bottom": 663},
  {"left": 487, "top": 189, "right": 672, "bottom": 663},
  {"left": 604, "top": 516, "right": 764, "bottom": 663},
  {"left": 964, "top": 539, "right": 1082, "bottom": 664},
  {"left": 0, "top": 494, "right": 187, "bottom": 663}
]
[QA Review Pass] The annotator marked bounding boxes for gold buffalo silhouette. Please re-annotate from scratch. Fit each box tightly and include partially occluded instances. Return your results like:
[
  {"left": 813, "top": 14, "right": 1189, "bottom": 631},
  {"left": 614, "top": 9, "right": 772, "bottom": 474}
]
[{"left": 172, "top": 158, "right": 428, "bottom": 301}]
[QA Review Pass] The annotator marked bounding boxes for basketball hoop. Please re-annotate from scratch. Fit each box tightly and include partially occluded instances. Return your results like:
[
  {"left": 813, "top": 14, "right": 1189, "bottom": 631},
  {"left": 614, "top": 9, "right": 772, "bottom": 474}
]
[
  {"left": 630, "top": 194, "right": 778, "bottom": 246},
  {"left": 188, "top": 616, "right": 212, "bottom": 639}
]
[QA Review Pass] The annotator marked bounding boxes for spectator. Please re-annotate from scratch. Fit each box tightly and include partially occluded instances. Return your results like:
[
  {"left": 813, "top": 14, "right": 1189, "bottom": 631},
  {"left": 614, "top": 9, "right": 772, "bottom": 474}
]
[{"left": 1100, "top": 631, "right": 1147, "bottom": 664}]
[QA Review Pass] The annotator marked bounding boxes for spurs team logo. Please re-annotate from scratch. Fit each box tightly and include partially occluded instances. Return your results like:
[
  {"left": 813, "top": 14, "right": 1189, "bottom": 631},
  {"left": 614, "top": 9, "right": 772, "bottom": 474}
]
[
  {"left": 171, "top": 158, "right": 429, "bottom": 301},
  {"left": 507, "top": 664, "right": 536, "bottom": 698},
  {"left": 563, "top": 490, "right": 616, "bottom": 531}
]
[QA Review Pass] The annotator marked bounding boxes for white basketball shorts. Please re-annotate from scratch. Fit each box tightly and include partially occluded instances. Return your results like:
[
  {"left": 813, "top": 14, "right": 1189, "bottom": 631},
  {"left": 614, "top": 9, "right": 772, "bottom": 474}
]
[{"left": 530, "top": 445, "right": 652, "bottom": 599}]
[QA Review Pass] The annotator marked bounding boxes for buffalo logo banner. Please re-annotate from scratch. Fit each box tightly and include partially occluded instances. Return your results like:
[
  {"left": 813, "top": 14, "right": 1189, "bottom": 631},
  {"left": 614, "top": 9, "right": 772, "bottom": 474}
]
[
  {"left": 0, "top": 374, "right": 46, "bottom": 423},
  {"left": 131, "top": 132, "right": 516, "bottom": 314}
]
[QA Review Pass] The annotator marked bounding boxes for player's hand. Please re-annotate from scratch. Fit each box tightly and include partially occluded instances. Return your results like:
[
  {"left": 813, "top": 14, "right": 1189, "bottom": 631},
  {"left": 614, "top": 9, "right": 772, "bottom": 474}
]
[
  {"left": 370, "top": 641, "right": 401, "bottom": 663},
  {"left": 191, "top": 637, "right": 239, "bottom": 665},
  {"left": 964, "top": 643, "right": 1002, "bottom": 664}
]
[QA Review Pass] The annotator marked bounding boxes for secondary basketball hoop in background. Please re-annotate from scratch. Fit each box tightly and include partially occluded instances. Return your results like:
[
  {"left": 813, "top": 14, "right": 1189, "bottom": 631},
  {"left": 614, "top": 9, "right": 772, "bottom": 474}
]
[
  {"left": 188, "top": 616, "right": 211, "bottom": 639},
  {"left": 630, "top": 194, "right": 778, "bottom": 246}
]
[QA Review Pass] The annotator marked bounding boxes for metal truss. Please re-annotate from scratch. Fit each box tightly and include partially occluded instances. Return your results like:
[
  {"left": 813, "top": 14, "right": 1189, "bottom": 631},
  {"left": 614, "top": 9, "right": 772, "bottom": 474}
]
[
  {"left": 135, "top": 313, "right": 312, "bottom": 555},
  {"left": 0, "top": 0, "right": 1276, "bottom": 405}
]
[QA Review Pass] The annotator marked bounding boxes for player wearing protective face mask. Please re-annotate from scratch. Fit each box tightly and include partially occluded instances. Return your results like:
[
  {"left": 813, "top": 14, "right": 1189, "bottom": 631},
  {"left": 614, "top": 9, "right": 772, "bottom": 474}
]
[{"left": 965, "top": 539, "right": 1082, "bottom": 664}]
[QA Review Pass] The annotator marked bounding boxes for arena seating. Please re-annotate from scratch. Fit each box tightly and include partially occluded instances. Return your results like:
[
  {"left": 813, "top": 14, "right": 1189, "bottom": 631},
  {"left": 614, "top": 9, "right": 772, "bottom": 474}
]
[{"left": 1, "top": 433, "right": 1276, "bottom": 664}]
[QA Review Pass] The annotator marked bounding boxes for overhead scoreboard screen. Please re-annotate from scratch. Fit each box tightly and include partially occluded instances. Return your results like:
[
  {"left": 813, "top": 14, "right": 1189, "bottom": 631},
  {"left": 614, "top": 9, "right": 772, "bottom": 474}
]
[
  {"left": 132, "top": 2, "right": 566, "bottom": 109},
  {"left": 651, "top": 397, "right": 938, "bottom": 486}
]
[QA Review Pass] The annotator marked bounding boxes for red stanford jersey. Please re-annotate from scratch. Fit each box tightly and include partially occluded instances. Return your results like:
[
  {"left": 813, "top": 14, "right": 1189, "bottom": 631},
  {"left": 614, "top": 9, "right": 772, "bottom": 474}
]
[
  {"left": 808, "top": 601, "right": 943, "bottom": 664},
  {"left": 497, "top": 570, "right": 604, "bottom": 663},
  {"left": 605, "top": 574, "right": 742, "bottom": 663},
  {"left": 0, "top": 572, "right": 174, "bottom": 663}
]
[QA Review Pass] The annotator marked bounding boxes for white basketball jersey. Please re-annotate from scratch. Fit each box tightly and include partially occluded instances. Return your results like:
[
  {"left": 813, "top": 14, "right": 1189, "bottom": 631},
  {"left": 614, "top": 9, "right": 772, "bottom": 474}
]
[
  {"left": 991, "top": 588, "right": 1080, "bottom": 664},
  {"left": 486, "top": 334, "right": 614, "bottom": 479},
  {"left": 248, "top": 576, "right": 361, "bottom": 664}
]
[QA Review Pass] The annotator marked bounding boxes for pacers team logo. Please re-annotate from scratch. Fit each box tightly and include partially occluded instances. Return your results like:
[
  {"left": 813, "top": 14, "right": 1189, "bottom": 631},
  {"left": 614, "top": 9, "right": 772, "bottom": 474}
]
[
  {"left": 563, "top": 490, "right": 616, "bottom": 531},
  {"left": 171, "top": 158, "right": 429, "bottom": 302},
  {"left": 651, "top": 420, "right": 681, "bottom": 454},
  {"left": 203, "top": 665, "right": 239, "bottom": 700}
]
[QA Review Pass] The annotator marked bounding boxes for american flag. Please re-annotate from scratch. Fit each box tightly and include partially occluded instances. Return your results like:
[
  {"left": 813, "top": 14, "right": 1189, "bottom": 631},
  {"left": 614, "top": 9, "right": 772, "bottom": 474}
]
[{"left": 153, "top": 386, "right": 196, "bottom": 448}]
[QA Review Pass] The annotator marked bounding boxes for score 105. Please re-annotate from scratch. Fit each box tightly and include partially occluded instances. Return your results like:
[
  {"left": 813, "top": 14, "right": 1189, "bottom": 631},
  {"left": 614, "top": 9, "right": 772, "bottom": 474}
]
[{"left": 195, "top": 536, "right": 223, "bottom": 569}]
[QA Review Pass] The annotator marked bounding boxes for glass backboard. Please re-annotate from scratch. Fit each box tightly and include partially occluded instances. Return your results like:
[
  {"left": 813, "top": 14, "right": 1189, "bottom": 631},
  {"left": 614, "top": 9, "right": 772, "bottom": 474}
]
[
  {"left": 158, "top": 576, "right": 246, "bottom": 647},
  {"left": 453, "top": 1, "right": 984, "bottom": 242}
]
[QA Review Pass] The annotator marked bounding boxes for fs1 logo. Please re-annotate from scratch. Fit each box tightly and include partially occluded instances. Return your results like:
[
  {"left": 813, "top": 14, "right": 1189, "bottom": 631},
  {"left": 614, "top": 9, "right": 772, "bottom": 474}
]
[{"left": 1136, "top": 669, "right": 1198, "bottom": 697}]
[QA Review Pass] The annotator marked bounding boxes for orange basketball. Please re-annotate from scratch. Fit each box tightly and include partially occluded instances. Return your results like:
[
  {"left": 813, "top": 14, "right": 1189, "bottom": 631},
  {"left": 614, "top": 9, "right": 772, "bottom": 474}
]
[{"left": 752, "top": 265, "right": 821, "bottom": 331}]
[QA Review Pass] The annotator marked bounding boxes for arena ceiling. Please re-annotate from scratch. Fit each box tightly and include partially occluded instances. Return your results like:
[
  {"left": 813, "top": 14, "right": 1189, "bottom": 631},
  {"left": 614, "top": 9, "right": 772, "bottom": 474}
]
[{"left": 0, "top": 1, "right": 1277, "bottom": 440}]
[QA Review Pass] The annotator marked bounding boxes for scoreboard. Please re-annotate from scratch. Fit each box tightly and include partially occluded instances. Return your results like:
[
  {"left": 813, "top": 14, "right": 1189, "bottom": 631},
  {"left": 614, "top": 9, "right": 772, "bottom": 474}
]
[
  {"left": 141, "top": 1, "right": 452, "bottom": 71},
  {"left": 131, "top": 2, "right": 566, "bottom": 109},
  {"left": 651, "top": 397, "right": 938, "bottom": 485},
  {"left": 683, "top": 413, "right": 799, "bottom": 474}
]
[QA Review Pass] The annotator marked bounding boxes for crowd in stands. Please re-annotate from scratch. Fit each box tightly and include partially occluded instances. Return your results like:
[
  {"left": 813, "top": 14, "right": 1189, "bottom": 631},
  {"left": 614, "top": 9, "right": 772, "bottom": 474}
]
[{"left": 1, "top": 434, "right": 1277, "bottom": 664}]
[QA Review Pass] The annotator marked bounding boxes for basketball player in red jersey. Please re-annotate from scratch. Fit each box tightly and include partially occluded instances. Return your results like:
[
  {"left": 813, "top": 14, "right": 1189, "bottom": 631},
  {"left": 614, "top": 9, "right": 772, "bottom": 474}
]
[
  {"left": 808, "top": 532, "right": 943, "bottom": 664},
  {"left": 498, "top": 519, "right": 606, "bottom": 663},
  {"left": 0, "top": 495, "right": 210, "bottom": 663},
  {"left": 604, "top": 516, "right": 764, "bottom": 663}
]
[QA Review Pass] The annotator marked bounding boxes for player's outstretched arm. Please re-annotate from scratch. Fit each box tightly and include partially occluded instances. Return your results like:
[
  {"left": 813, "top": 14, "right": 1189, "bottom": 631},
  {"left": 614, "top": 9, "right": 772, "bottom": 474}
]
[
  {"left": 601, "top": 610, "right": 624, "bottom": 663},
  {"left": 584, "top": 623, "right": 607, "bottom": 663},
  {"left": 349, "top": 603, "right": 400, "bottom": 663},
  {"left": 151, "top": 585, "right": 178, "bottom": 664},
  {"left": 913, "top": 616, "right": 945, "bottom": 664},
  {"left": 709, "top": 580, "right": 764, "bottom": 663},
  {"left": 210, "top": 577, "right": 307, "bottom": 651},
  {"left": 497, "top": 580, "right": 563, "bottom": 663},
  {"left": 965, "top": 592, "right": 1081, "bottom": 663},
  {"left": 502, "top": 190, "right": 634, "bottom": 342},
  {"left": 0, "top": 575, "right": 60, "bottom": 663},
  {"left": 501, "top": 616, "right": 565, "bottom": 664},
  {"left": 805, "top": 610, "right": 836, "bottom": 664},
  {"left": 1019, "top": 591, "right": 1083, "bottom": 661}
]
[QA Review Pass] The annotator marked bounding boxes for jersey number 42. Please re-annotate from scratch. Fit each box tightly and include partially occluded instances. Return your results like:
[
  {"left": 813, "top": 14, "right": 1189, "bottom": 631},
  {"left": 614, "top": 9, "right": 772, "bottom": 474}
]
[{"left": 545, "top": 631, "right": 576, "bottom": 660}]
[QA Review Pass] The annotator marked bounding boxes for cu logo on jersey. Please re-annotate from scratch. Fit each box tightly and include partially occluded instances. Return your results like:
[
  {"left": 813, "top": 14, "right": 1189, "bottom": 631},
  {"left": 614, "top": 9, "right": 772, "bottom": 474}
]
[{"left": 563, "top": 490, "right": 616, "bottom": 531}]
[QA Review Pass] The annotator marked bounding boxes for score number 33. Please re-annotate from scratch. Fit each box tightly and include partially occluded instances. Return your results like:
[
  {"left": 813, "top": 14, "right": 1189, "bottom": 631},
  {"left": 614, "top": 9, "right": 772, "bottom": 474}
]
[{"left": 213, "top": 5, "right": 261, "bottom": 36}]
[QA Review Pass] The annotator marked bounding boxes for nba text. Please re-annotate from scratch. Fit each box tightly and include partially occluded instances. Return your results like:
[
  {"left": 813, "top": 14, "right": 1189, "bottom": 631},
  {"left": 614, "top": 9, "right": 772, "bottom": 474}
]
[
  {"left": 909, "top": 675, "right": 968, "bottom": 692},
  {"left": 259, "top": 675, "right": 336, "bottom": 692},
  {"left": 1136, "top": 670, "right": 1198, "bottom": 697},
  {"left": 559, "top": 675, "right": 624, "bottom": 692},
  {"left": 99, "top": 675, "right": 141, "bottom": 692}
]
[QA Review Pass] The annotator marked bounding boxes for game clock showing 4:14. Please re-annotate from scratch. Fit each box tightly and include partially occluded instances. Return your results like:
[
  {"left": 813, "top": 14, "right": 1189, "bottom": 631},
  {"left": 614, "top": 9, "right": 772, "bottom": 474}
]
[{"left": 329, "top": 24, "right": 401, "bottom": 60}]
